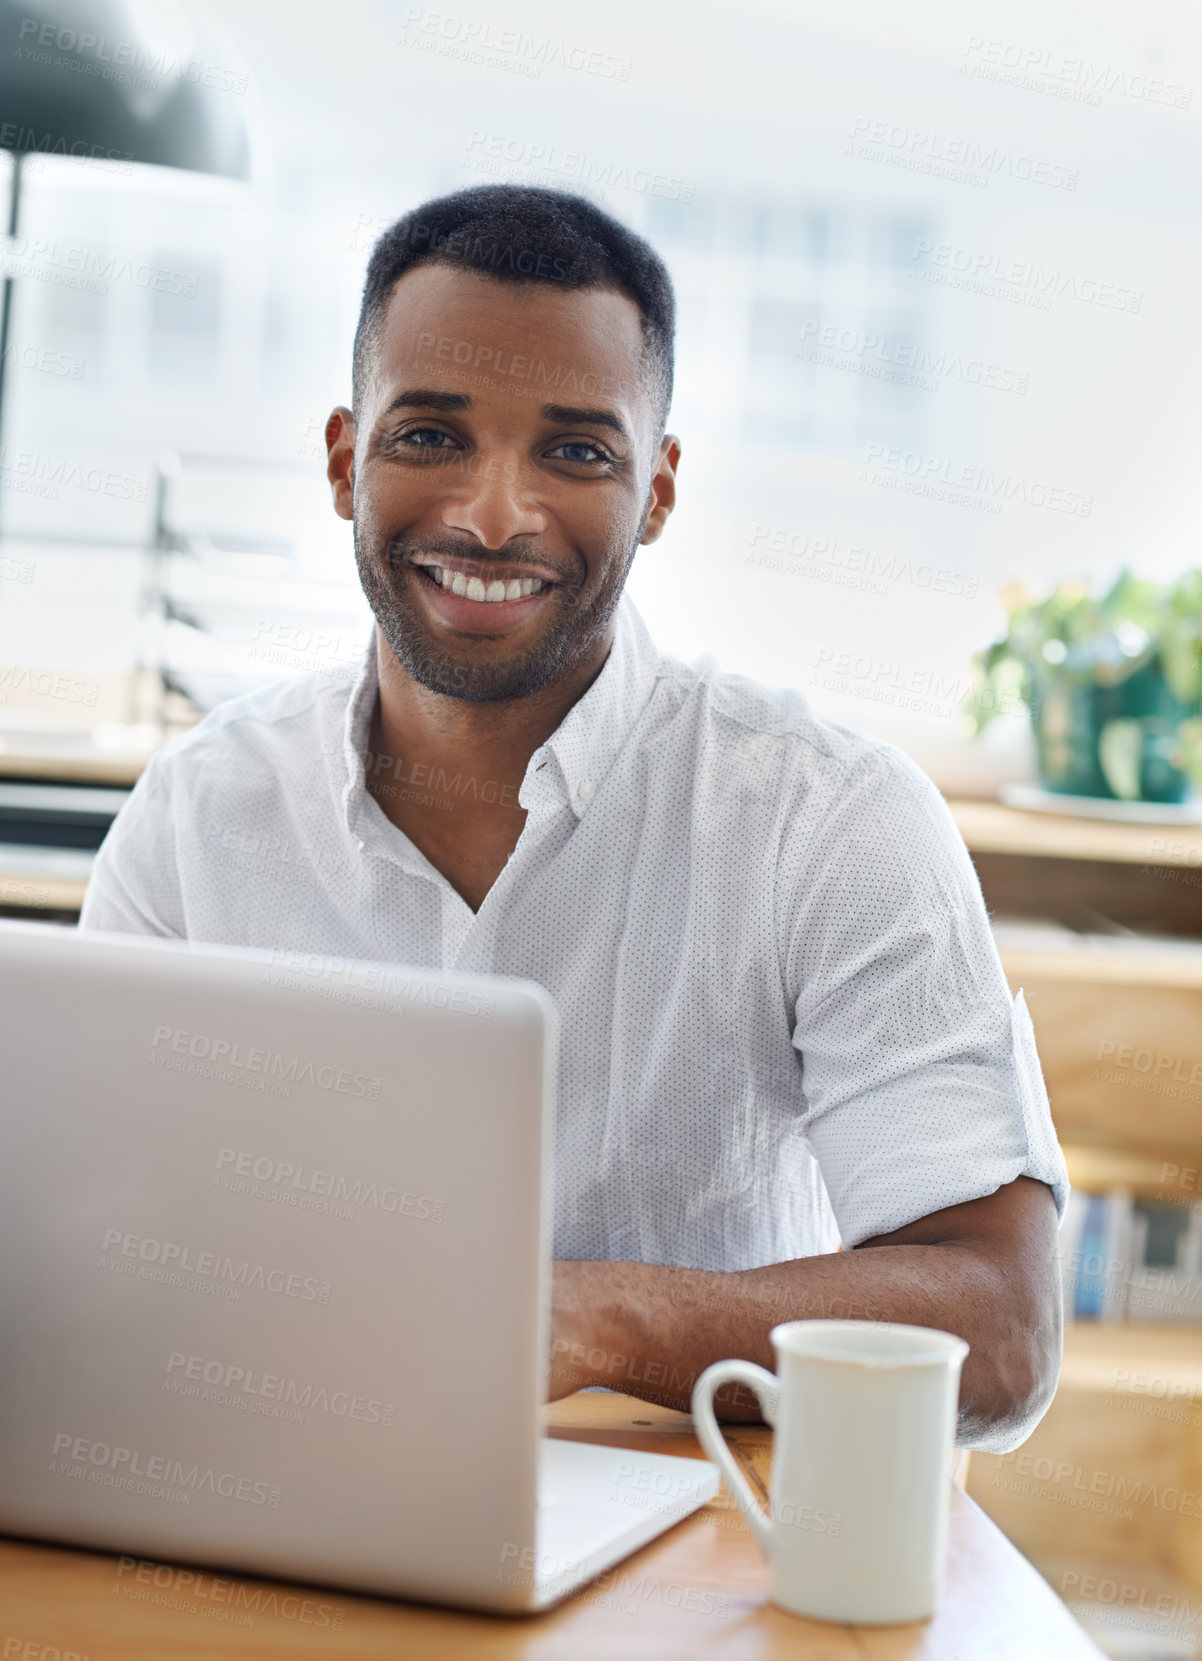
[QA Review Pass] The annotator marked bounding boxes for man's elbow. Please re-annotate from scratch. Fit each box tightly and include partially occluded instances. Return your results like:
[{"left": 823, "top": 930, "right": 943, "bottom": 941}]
[{"left": 964, "top": 1305, "right": 1062, "bottom": 1455}]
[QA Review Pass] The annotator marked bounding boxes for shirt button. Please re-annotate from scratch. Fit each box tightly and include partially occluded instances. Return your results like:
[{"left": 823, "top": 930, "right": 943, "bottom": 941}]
[{"left": 578, "top": 780, "right": 595, "bottom": 803}]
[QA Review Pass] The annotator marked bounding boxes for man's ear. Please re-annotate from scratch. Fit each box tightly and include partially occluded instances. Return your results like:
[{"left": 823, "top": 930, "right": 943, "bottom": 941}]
[
  {"left": 326, "top": 407, "right": 356, "bottom": 522},
  {"left": 639, "top": 434, "right": 680, "bottom": 546}
]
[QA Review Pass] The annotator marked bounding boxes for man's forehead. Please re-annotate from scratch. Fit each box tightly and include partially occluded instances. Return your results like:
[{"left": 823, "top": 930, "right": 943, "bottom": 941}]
[{"left": 373, "top": 264, "right": 647, "bottom": 388}]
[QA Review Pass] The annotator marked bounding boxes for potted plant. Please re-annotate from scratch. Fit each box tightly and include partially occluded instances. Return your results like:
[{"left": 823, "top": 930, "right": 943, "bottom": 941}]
[{"left": 966, "top": 568, "right": 1202, "bottom": 803}]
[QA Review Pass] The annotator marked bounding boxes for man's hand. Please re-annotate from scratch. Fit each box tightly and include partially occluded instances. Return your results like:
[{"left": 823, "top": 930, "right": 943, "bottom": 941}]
[{"left": 547, "top": 1177, "right": 1062, "bottom": 1451}]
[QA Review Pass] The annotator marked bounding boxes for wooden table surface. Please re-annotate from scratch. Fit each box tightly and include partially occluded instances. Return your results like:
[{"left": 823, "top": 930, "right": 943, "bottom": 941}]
[{"left": 0, "top": 1391, "right": 1105, "bottom": 1660}]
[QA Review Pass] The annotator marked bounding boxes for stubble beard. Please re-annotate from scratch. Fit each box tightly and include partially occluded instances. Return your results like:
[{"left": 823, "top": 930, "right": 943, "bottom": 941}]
[{"left": 353, "top": 523, "right": 640, "bottom": 704}]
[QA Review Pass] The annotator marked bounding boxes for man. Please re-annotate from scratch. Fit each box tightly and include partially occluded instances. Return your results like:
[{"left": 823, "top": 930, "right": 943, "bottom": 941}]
[{"left": 81, "top": 184, "right": 1067, "bottom": 1452}]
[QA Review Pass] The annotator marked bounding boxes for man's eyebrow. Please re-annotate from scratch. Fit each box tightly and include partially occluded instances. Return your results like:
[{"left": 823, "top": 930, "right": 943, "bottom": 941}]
[
  {"left": 540, "top": 403, "right": 630, "bottom": 441},
  {"left": 380, "top": 389, "right": 473, "bottom": 418}
]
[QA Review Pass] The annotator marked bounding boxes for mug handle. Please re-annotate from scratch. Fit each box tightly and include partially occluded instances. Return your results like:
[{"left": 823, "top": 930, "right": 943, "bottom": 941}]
[{"left": 691, "top": 1360, "right": 780, "bottom": 1556}]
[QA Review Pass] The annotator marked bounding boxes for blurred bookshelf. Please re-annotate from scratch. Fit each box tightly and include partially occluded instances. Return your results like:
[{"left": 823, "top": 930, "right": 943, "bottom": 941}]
[{"left": 952, "top": 795, "right": 1202, "bottom": 1644}]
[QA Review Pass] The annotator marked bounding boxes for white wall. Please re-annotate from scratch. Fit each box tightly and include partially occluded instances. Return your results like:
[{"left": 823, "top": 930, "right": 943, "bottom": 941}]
[{"left": 4, "top": 0, "right": 1199, "bottom": 789}]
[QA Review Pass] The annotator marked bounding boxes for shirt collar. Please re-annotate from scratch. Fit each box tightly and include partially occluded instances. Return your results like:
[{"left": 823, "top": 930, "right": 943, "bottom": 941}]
[
  {"left": 339, "top": 591, "right": 663, "bottom": 834},
  {"left": 521, "top": 593, "right": 662, "bottom": 818}
]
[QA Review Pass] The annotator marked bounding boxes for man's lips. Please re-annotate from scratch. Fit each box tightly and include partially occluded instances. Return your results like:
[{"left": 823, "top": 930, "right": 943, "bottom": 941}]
[
  {"left": 408, "top": 553, "right": 564, "bottom": 588},
  {"left": 404, "top": 558, "right": 560, "bottom": 630}
]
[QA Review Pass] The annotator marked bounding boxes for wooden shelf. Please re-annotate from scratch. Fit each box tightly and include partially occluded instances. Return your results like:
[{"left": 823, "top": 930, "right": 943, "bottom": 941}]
[
  {"left": 987, "top": 934, "right": 1202, "bottom": 1161},
  {"left": 996, "top": 932, "right": 1202, "bottom": 989},
  {"left": 0, "top": 871, "right": 88, "bottom": 911},
  {"left": 948, "top": 797, "right": 1202, "bottom": 869},
  {"left": 1061, "top": 1322, "right": 1202, "bottom": 1396},
  {"left": 1062, "top": 1144, "right": 1188, "bottom": 1200}
]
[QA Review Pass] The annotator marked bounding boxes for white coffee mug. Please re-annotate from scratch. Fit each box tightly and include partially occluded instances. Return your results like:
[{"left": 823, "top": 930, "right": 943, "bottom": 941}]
[{"left": 692, "top": 1320, "right": 968, "bottom": 1624}]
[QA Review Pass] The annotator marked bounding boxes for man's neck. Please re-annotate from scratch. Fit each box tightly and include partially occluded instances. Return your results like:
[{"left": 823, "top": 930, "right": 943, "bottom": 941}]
[
  {"left": 362, "top": 622, "right": 617, "bottom": 912},
  {"left": 371, "top": 621, "right": 617, "bottom": 801}
]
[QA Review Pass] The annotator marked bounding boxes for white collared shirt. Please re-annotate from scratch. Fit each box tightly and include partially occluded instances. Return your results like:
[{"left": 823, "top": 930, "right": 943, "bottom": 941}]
[{"left": 80, "top": 594, "right": 1068, "bottom": 1269}]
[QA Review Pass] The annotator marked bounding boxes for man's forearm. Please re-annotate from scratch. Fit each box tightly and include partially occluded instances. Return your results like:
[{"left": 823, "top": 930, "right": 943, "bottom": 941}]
[{"left": 550, "top": 1181, "right": 1062, "bottom": 1451}]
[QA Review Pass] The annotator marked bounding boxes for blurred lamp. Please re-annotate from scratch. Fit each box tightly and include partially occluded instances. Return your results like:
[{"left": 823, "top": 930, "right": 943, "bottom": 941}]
[{"left": 0, "top": 0, "right": 251, "bottom": 532}]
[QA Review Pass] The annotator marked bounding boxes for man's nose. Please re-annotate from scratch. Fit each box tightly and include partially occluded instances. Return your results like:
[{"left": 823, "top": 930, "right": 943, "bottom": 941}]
[{"left": 439, "top": 454, "right": 548, "bottom": 548}]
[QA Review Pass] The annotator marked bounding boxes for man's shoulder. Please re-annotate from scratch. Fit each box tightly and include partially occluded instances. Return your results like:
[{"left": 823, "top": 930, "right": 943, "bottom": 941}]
[
  {"left": 652, "top": 643, "right": 926, "bottom": 799},
  {"left": 146, "top": 662, "right": 360, "bottom": 782}
]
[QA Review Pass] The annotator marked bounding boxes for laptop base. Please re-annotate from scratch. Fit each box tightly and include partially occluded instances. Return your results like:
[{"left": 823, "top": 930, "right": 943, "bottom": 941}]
[{"left": 522, "top": 1437, "right": 721, "bottom": 1611}]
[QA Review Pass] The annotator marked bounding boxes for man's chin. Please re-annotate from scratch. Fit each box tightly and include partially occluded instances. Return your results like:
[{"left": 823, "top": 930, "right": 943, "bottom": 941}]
[{"left": 383, "top": 612, "right": 570, "bottom": 704}]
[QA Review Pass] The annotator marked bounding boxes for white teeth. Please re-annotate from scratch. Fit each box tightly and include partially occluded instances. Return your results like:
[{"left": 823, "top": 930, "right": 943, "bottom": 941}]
[{"left": 425, "top": 564, "right": 549, "bottom": 602}]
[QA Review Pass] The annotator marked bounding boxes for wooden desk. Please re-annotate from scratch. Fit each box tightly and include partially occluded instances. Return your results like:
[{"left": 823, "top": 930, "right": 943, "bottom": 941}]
[{"left": 0, "top": 1391, "right": 1104, "bottom": 1659}]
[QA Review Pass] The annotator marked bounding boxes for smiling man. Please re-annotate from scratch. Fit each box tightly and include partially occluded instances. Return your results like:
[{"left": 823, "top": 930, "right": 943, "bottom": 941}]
[{"left": 81, "top": 185, "right": 1068, "bottom": 1451}]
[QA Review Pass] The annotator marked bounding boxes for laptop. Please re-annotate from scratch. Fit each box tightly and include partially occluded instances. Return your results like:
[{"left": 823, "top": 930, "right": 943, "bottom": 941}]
[{"left": 0, "top": 919, "right": 718, "bottom": 1613}]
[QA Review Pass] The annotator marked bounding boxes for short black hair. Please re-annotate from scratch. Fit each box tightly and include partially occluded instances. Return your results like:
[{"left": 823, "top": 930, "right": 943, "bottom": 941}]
[{"left": 351, "top": 184, "right": 676, "bottom": 437}]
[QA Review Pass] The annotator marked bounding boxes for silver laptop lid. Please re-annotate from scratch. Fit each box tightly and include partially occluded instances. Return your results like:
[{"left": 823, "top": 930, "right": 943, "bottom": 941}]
[{"left": 0, "top": 920, "right": 556, "bottom": 1610}]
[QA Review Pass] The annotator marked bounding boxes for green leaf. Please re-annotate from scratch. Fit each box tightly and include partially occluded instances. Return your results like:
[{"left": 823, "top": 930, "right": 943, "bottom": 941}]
[{"left": 1098, "top": 719, "right": 1143, "bottom": 801}]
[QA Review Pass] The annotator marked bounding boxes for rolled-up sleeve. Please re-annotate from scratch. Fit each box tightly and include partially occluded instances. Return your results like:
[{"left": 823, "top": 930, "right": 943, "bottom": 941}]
[{"left": 783, "top": 744, "right": 1069, "bottom": 1248}]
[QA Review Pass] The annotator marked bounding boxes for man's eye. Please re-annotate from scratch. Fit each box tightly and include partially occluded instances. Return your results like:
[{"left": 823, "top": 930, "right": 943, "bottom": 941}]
[
  {"left": 391, "top": 427, "right": 457, "bottom": 451},
  {"left": 548, "top": 440, "right": 609, "bottom": 464}
]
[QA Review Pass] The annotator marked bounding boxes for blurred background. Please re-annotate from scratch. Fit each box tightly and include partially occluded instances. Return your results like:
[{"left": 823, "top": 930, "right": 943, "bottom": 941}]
[{"left": 1, "top": 0, "right": 1201, "bottom": 1654}]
